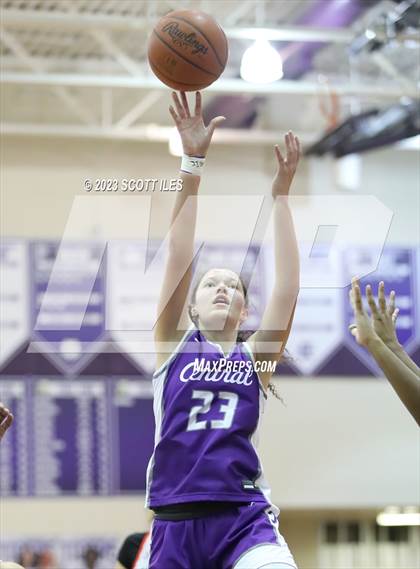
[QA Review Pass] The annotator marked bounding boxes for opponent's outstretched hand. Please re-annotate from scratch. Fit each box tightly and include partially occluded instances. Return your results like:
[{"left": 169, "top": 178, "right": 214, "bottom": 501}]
[
  {"left": 169, "top": 91, "right": 225, "bottom": 157},
  {"left": 0, "top": 401, "right": 14, "bottom": 442},
  {"left": 349, "top": 278, "right": 400, "bottom": 348},
  {"left": 272, "top": 131, "right": 300, "bottom": 197}
]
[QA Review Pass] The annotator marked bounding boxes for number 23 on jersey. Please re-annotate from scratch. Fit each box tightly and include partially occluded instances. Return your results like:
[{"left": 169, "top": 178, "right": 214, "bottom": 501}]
[{"left": 187, "top": 390, "right": 239, "bottom": 432}]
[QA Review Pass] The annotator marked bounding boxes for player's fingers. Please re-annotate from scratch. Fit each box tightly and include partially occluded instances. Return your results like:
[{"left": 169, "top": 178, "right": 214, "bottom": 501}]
[
  {"left": 180, "top": 91, "right": 191, "bottom": 118},
  {"left": 0, "top": 412, "right": 13, "bottom": 437},
  {"left": 0, "top": 406, "right": 11, "bottom": 418},
  {"left": 387, "top": 290, "right": 396, "bottom": 316},
  {"left": 350, "top": 278, "right": 363, "bottom": 312},
  {"left": 392, "top": 307, "right": 399, "bottom": 324},
  {"left": 194, "top": 91, "right": 202, "bottom": 116},
  {"left": 378, "top": 281, "right": 386, "bottom": 312},
  {"left": 275, "top": 144, "right": 285, "bottom": 165},
  {"left": 207, "top": 116, "right": 225, "bottom": 136},
  {"left": 294, "top": 135, "right": 301, "bottom": 158},
  {"left": 351, "top": 276, "right": 358, "bottom": 295},
  {"left": 285, "top": 131, "right": 293, "bottom": 157},
  {"left": 169, "top": 105, "right": 180, "bottom": 125},
  {"left": 366, "top": 284, "right": 379, "bottom": 316},
  {"left": 353, "top": 283, "right": 364, "bottom": 312},
  {"left": 172, "top": 91, "right": 185, "bottom": 119},
  {"left": 288, "top": 132, "right": 298, "bottom": 165},
  {"left": 4, "top": 412, "right": 13, "bottom": 427}
]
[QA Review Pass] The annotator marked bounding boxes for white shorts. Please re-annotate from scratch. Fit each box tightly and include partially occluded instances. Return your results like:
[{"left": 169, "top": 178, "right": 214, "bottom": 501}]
[
  {"left": 133, "top": 533, "right": 151, "bottom": 569},
  {"left": 233, "top": 543, "right": 298, "bottom": 569}
]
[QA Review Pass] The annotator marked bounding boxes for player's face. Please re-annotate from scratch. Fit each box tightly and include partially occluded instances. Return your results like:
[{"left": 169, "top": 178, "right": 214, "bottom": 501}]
[{"left": 194, "top": 269, "right": 248, "bottom": 330}]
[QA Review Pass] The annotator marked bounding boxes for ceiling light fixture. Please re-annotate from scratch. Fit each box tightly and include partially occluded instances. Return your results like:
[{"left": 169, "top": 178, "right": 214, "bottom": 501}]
[
  {"left": 377, "top": 507, "right": 420, "bottom": 527},
  {"left": 240, "top": 39, "right": 283, "bottom": 84}
]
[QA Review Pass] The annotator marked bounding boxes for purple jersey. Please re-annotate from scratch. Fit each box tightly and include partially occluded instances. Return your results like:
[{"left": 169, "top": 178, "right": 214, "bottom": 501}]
[{"left": 145, "top": 325, "right": 275, "bottom": 510}]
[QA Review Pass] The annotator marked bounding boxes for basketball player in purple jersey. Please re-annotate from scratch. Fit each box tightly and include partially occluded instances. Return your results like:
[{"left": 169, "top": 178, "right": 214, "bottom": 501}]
[{"left": 146, "top": 91, "right": 300, "bottom": 569}]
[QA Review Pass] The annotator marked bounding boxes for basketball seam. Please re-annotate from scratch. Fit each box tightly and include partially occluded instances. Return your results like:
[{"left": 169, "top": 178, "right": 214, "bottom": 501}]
[
  {"left": 168, "top": 15, "right": 227, "bottom": 70},
  {"left": 153, "top": 29, "right": 218, "bottom": 78},
  {"left": 149, "top": 58, "right": 203, "bottom": 88}
]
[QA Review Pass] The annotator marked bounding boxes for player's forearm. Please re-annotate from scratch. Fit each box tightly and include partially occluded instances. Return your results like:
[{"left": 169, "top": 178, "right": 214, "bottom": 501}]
[
  {"left": 272, "top": 196, "right": 300, "bottom": 295},
  {"left": 167, "top": 171, "right": 200, "bottom": 258},
  {"left": 384, "top": 341, "right": 420, "bottom": 377},
  {"left": 367, "top": 336, "right": 420, "bottom": 426}
]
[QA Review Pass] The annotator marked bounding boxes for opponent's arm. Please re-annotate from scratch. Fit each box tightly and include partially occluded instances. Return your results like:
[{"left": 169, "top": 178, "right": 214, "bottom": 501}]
[
  {"left": 0, "top": 402, "right": 13, "bottom": 442},
  {"left": 248, "top": 132, "right": 300, "bottom": 388},
  {"left": 370, "top": 281, "right": 420, "bottom": 376},
  {"left": 154, "top": 92, "right": 225, "bottom": 346},
  {"left": 349, "top": 278, "right": 420, "bottom": 426}
]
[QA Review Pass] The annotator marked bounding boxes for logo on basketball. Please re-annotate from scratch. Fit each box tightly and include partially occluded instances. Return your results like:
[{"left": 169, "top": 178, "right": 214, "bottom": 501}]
[{"left": 162, "top": 22, "right": 208, "bottom": 57}]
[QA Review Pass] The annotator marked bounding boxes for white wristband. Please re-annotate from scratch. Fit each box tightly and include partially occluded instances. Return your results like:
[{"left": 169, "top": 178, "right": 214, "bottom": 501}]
[{"left": 181, "top": 154, "right": 206, "bottom": 176}]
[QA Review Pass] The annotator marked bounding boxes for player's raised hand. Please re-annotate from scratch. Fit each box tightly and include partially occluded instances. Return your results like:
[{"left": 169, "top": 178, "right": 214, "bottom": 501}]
[
  {"left": 368, "top": 281, "right": 400, "bottom": 347},
  {"left": 272, "top": 131, "right": 300, "bottom": 197},
  {"left": 169, "top": 91, "right": 225, "bottom": 157},
  {"left": 0, "top": 402, "right": 14, "bottom": 442},
  {"left": 348, "top": 277, "right": 381, "bottom": 348}
]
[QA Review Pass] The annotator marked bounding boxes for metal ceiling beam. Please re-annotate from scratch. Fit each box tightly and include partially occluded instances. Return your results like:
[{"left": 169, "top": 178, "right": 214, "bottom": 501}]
[
  {"left": 1, "top": 7, "right": 357, "bottom": 43},
  {"left": 223, "top": 0, "right": 256, "bottom": 27},
  {"left": 371, "top": 52, "right": 416, "bottom": 92},
  {"left": 89, "top": 29, "right": 144, "bottom": 76},
  {"left": 101, "top": 89, "right": 113, "bottom": 128},
  {"left": 0, "top": 28, "right": 96, "bottom": 126},
  {"left": 114, "top": 91, "right": 164, "bottom": 129},
  {"left": 2, "top": 6, "right": 417, "bottom": 43},
  {"left": 0, "top": 122, "right": 314, "bottom": 145},
  {"left": 225, "top": 26, "right": 354, "bottom": 43},
  {"left": 2, "top": 122, "right": 418, "bottom": 152},
  {"left": 0, "top": 55, "right": 126, "bottom": 73},
  {"left": 1, "top": 72, "right": 416, "bottom": 99},
  {"left": 0, "top": 8, "right": 149, "bottom": 31}
]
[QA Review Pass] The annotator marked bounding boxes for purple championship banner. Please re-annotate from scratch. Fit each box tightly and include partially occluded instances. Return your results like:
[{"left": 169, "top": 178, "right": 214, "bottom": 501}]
[
  {"left": 0, "top": 379, "right": 30, "bottom": 496},
  {"left": 31, "top": 378, "right": 111, "bottom": 496},
  {"left": 0, "top": 377, "right": 154, "bottom": 497},
  {"left": 277, "top": 244, "right": 344, "bottom": 375},
  {"left": 110, "top": 378, "right": 154, "bottom": 493},
  {"left": 30, "top": 241, "right": 106, "bottom": 375},
  {"left": 107, "top": 239, "right": 164, "bottom": 375}
]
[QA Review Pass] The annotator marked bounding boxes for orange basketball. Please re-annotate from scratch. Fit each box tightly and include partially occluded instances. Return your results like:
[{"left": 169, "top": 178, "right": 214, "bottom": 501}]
[{"left": 148, "top": 9, "right": 228, "bottom": 91}]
